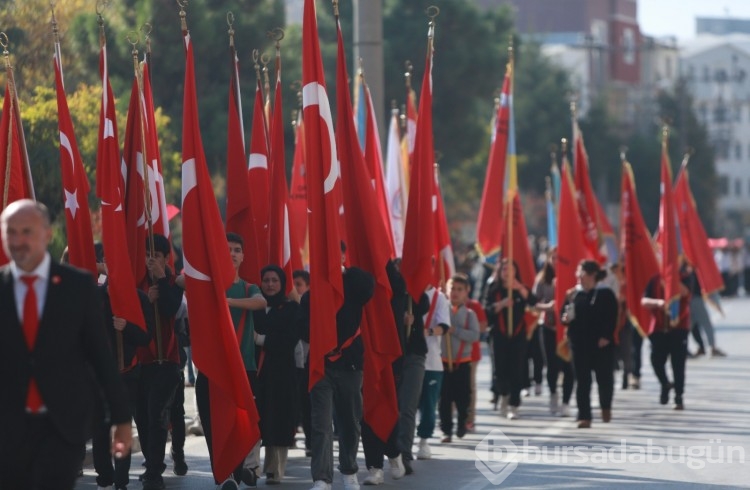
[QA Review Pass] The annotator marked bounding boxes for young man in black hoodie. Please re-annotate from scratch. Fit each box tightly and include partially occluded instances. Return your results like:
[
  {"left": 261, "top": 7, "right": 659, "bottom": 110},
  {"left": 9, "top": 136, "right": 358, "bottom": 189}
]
[{"left": 301, "top": 242, "right": 374, "bottom": 490}]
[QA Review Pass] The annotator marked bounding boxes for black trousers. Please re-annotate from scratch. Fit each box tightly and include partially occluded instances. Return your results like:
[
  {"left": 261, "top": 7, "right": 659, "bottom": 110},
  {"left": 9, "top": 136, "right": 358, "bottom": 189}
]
[
  {"left": 691, "top": 322, "right": 705, "bottom": 351},
  {"left": 0, "top": 415, "right": 84, "bottom": 490},
  {"left": 196, "top": 370, "right": 257, "bottom": 482},
  {"left": 493, "top": 333, "right": 528, "bottom": 407},
  {"left": 361, "top": 420, "right": 400, "bottom": 469},
  {"left": 571, "top": 341, "right": 615, "bottom": 421},
  {"left": 93, "top": 368, "right": 139, "bottom": 488},
  {"left": 135, "top": 362, "right": 180, "bottom": 479},
  {"left": 649, "top": 329, "right": 688, "bottom": 399},
  {"left": 541, "top": 327, "right": 574, "bottom": 403},
  {"left": 631, "top": 328, "right": 644, "bottom": 378},
  {"left": 523, "top": 328, "right": 544, "bottom": 387},
  {"left": 169, "top": 369, "right": 186, "bottom": 456},
  {"left": 296, "top": 366, "right": 312, "bottom": 450},
  {"left": 439, "top": 361, "right": 471, "bottom": 435}
]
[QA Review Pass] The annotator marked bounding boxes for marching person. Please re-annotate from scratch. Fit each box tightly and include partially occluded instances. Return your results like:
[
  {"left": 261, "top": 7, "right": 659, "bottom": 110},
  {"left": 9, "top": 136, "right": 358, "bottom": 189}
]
[
  {"left": 292, "top": 269, "right": 313, "bottom": 456},
  {"left": 0, "top": 200, "right": 132, "bottom": 490},
  {"left": 253, "top": 265, "right": 301, "bottom": 485},
  {"left": 484, "top": 258, "right": 537, "bottom": 419},
  {"left": 642, "top": 267, "right": 691, "bottom": 410},
  {"left": 682, "top": 263, "right": 726, "bottom": 358},
  {"left": 561, "top": 260, "right": 618, "bottom": 428},
  {"left": 439, "top": 274, "right": 479, "bottom": 442}
]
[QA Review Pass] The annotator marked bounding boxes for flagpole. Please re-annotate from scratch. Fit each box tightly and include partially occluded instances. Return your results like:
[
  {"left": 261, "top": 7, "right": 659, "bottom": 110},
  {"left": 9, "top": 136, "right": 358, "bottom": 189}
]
[
  {"left": 506, "top": 41, "right": 514, "bottom": 339},
  {"left": 130, "top": 33, "right": 164, "bottom": 363},
  {"left": 1, "top": 33, "right": 14, "bottom": 208}
]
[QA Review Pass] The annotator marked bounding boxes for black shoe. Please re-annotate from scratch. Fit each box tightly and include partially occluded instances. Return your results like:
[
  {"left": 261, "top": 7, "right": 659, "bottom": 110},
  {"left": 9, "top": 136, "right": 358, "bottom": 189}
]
[
  {"left": 456, "top": 425, "right": 467, "bottom": 439},
  {"left": 171, "top": 448, "right": 188, "bottom": 476},
  {"left": 660, "top": 383, "right": 673, "bottom": 405},
  {"left": 142, "top": 476, "right": 166, "bottom": 490},
  {"left": 241, "top": 467, "right": 258, "bottom": 487},
  {"left": 403, "top": 458, "right": 413, "bottom": 475}
]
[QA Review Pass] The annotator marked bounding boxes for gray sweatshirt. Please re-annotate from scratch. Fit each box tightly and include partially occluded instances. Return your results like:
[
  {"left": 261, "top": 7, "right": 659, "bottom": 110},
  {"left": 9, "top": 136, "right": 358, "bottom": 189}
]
[{"left": 442, "top": 304, "right": 480, "bottom": 363}]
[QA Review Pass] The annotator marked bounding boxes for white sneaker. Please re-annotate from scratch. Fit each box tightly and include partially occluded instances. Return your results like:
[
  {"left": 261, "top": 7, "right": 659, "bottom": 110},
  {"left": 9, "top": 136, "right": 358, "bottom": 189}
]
[
  {"left": 550, "top": 393, "right": 559, "bottom": 415},
  {"left": 521, "top": 388, "right": 530, "bottom": 397},
  {"left": 342, "top": 473, "right": 360, "bottom": 490},
  {"left": 507, "top": 406, "right": 519, "bottom": 420},
  {"left": 534, "top": 382, "right": 543, "bottom": 396},
  {"left": 560, "top": 403, "right": 570, "bottom": 417},
  {"left": 310, "top": 481, "right": 332, "bottom": 490},
  {"left": 499, "top": 395, "right": 510, "bottom": 417},
  {"left": 416, "top": 438, "right": 432, "bottom": 460},
  {"left": 217, "top": 478, "right": 239, "bottom": 490},
  {"left": 388, "top": 454, "right": 405, "bottom": 479},
  {"left": 362, "top": 468, "right": 383, "bottom": 485}
]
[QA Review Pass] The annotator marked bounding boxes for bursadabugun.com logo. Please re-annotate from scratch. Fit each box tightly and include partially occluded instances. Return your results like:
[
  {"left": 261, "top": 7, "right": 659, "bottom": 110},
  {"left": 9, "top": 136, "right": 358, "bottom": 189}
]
[
  {"left": 475, "top": 429, "right": 519, "bottom": 485},
  {"left": 476, "top": 430, "right": 746, "bottom": 485}
]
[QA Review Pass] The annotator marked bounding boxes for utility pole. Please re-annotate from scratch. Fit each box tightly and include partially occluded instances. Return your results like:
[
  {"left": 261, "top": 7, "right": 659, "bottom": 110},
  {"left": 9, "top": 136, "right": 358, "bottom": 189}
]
[{"left": 353, "top": 0, "right": 385, "bottom": 145}]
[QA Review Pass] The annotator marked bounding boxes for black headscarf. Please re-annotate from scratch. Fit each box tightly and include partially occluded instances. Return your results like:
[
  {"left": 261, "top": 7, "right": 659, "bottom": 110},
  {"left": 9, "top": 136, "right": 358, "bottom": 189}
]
[{"left": 260, "top": 264, "right": 287, "bottom": 308}]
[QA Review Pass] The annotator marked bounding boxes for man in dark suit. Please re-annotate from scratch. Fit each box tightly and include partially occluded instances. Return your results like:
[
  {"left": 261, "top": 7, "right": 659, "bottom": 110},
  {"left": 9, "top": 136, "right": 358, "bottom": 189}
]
[{"left": 0, "top": 199, "right": 132, "bottom": 490}]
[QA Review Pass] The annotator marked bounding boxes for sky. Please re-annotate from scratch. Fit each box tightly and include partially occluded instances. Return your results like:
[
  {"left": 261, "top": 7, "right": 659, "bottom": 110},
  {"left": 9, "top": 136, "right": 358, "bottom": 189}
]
[{"left": 639, "top": 0, "right": 750, "bottom": 40}]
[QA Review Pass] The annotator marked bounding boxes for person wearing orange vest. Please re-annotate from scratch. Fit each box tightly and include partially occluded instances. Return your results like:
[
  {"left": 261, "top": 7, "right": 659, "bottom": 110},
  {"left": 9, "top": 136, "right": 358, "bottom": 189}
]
[{"left": 439, "top": 274, "right": 480, "bottom": 443}]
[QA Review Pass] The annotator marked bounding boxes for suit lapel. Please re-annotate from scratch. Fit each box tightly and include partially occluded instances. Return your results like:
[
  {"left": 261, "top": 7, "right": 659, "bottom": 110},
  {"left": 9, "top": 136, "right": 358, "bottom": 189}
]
[
  {"left": 0, "top": 266, "right": 27, "bottom": 353},
  {"left": 36, "top": 262, "right": 63, "bottom": 349}
]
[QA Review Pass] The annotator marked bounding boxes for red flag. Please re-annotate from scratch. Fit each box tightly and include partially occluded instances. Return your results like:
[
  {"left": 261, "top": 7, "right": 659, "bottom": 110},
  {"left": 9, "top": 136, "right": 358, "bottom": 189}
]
[
  {"left": 268, "top": 49, "right": 302, "bottom": 291},
  {"left": 302, "top": 0, "right": 344, "bottom": 390},
  {"left": 247, "top": 76, "right": 271, "bottom": 271},
  {"left": 674, "top": 164, "right": 724, "bottom": 296},
  {"left": 402, "top": 24, "right": 437, "bottom": 301},
  {"left": 121, "top": 77, "right": 148, "bottom": 283},
  {"left": 405, "top": 81, "right": 418, "bottom": 166},
  {"left": 555, "top": 159, "right": 587, "bottom": 359},
  {"left": 95, "top": 34, "right": 146, "bottom": 331},
  {"left": 433, "top": 168, "right": 455, "bottom": 288},
  {"left": 0, "top": 70, "right": 34, "bottom": 265},
  {"left": 53, "top": 46, "right": 97, "bottom": 275},
  {"left": 573, "top": 121, "right": 605, "bottom": 262},
  {"left": 225, "top": 40, "right": 261, "bottom": 285},
  {"left": 476, "top": 68, "right": 511, "bottom": 258},
  {"left": 361, "top": 75, "right": 396, "bottom": 259},
  {"left": 621, "top": 162, "right": 659, "bottom": 336},
  {"left": 658, "top": 139, "right": 681, "bottom": 319},
  {"left": 288, "top": 113, "right": 308, "bottom": 267},
  {"left": 500, "top": 194, "right": 536, "bottom": 288},
  {"left": 335, "top": 18, "right": 401, "bottom": 442},
  {"left": 180, "top": 27, "right": 259, "bottom": 481}
]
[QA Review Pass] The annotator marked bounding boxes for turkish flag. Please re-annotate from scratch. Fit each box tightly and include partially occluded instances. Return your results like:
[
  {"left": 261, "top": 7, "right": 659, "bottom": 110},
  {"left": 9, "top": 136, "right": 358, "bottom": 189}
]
[
  {"left": 674, "top": 165, "right": 724, "bottom": 296},
  {"left": 658, "top": 144, "right": 681, "bottom": 321},
  {"left": 476, "top": 67, "right": 511, "bottom": 258},
  {"left": 302, "top": 0, "right": 344, "bottom": 390},
  {"left": 180, "top": 29, "right": 259, "bottom": 482},
  {"left": 95, "top": 38, "right": 146, "bottom": 331},
  {"left": 555, "top": 159, "right": 587, "bottom": 358},
  {"left": 247, "top": 78, "right": 271, "bottom": 274},
  {"left": 621, "top": 162, "right": 659, "bottom": 336},
  {"left": 121, "top": 77, "right": 148, "bottom": 284},
  {"left": 433, "top": 170, "right": 455, "bottom": 288},
  {"left": 0, "top": 72, "right": 34, "bottom": 265},
  {"left": 268, "top": 53, "right": 302, "bottom": 291},
  {"left": 573, "top": 122, "right": 605, "bottom": 262},
  {"left": 225, "top": 43, "right": 261, "bottom": 285},
  {"left": 53, "top": 47, "right": 97, "bottom": 275},
  {"left": 402, "top": 27, "right": 436, "bottom": 302},
  {"left": 288, "top": 113, "right": 309, "bottom": 267},
  {"left": 335, "top": 18, "right": 401, "bottom": 443}
]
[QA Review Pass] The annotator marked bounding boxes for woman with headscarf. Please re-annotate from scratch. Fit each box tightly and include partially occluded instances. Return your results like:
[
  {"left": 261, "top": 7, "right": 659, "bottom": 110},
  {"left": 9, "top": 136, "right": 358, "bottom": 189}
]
[
  {"left": 484, "top": 259, "right": 537, "bottom": 420},
  {"left": 253, "top": 265, "right": 301, "bottom": 484},
  {"left": 561, "top": 260, "right": 618, "bottom": 428}
]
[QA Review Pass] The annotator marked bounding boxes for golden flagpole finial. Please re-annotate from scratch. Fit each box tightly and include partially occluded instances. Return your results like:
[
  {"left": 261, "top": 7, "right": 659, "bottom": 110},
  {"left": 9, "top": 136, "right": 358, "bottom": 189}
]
[
  {"left": 227, "top": 12, "right": 235, "bottom": 47},
  {"left": 620, "top": 145, "right": 629, "bottom": 163},
  {"left": 267, "top": 27, "right": 284, "bottom": 52},
  {"left": 141, "top": 23, "right": 152, "bottom": 55},
  {"left": 0, "top": 32, "right": 10, "bottom": 69},
  {"left": 550, "top": 143, "right": 558, "bottom": 163},
  {"left": 177, "top": 0, "right": 188, "bottom": 32},
  {"left": 332, "top": 0, "right": 340, "bottom": 19},
  {"left": 50, "top": 2, "right": 60, "bottom": 43},
  {"left": 560, "top": 138, "right": 568, "bottom": 155},
  {"left": 404, "top": 60, "right": 413, "bottom": 89}
]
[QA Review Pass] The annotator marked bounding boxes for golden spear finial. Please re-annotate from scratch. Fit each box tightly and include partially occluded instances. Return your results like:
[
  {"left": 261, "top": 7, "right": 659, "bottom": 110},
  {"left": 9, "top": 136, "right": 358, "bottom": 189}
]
[
  {"left": 227, "top": 11, "right": 235, "bottom": 47},
  {"left": 332, "top": 0, "right": 340, "bottom": 19},
  {"left": 177, "top": 0, "right": 188, "bottom": 33}
]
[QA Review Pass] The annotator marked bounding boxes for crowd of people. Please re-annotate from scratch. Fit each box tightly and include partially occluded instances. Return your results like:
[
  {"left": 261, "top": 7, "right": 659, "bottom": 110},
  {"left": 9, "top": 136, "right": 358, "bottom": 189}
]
[{"left": 0, "top": 199, "right": 730, "bottom": 490}]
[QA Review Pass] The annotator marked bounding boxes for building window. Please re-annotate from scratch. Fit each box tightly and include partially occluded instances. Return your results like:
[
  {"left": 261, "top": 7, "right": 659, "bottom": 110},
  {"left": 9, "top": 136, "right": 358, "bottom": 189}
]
[
  {"left": 735, "top": 178, "right": 742, "bottom": 196},
  {"left": 720, "top": 175, "right": 729, "bottom": 195},
  {"left": 622, "top": 28, "right": 635, "bottom": 65},
  {"left": 735, "top": 107, "right": 742, "bottom": 123},
  {"left": 735, "top": 143, "right": 742, "bottom": 160}
]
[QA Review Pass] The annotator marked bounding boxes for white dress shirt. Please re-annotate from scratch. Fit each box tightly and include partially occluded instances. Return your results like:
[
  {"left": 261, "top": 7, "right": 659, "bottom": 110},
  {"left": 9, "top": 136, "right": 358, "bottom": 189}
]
[{"left": 10, "top": 252, "right": 51, "bottom": 323}]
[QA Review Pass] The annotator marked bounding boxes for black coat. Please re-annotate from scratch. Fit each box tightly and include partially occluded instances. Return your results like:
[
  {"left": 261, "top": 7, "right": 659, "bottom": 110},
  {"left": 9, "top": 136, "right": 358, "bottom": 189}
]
[
  {"left": 0, "top": 262, "right": 130, "bottom": 446},
  {"left": 254, "top": 300, "right": 301, "bottom": 446}
]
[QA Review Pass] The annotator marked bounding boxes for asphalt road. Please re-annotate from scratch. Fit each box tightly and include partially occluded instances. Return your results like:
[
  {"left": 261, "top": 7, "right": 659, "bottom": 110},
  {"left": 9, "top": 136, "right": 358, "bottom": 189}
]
[{"left": 76, "top": 296, "right": 750, "bottom": 489}]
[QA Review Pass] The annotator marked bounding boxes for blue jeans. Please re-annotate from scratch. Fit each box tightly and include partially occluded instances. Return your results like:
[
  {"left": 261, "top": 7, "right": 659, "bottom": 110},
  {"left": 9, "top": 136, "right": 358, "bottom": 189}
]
[{"left": 416, "top": 370, "right": 443, "bottom": 439}]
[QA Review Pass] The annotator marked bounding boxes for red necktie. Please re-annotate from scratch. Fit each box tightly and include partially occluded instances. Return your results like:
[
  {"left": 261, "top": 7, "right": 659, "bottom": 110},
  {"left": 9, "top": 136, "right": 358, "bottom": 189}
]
[{"left": 21, "top": 275, "right": 43, "bottom": 413}]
